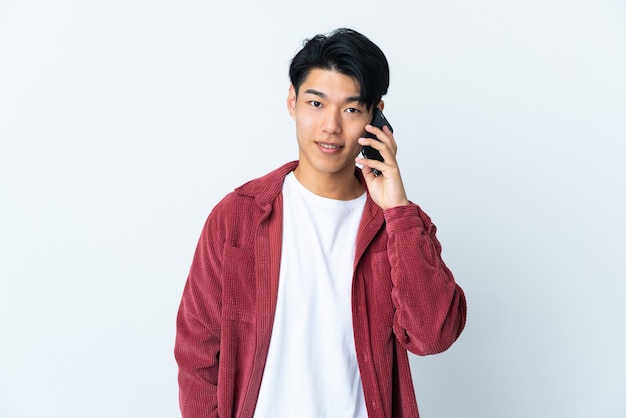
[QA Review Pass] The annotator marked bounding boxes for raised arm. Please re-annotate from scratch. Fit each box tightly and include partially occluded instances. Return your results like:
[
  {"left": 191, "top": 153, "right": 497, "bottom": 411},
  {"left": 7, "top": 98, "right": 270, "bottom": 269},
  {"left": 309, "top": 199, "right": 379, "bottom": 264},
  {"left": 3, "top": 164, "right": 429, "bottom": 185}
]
[{"left": 385, "top": 203, "right": 466, "bottom": 355}]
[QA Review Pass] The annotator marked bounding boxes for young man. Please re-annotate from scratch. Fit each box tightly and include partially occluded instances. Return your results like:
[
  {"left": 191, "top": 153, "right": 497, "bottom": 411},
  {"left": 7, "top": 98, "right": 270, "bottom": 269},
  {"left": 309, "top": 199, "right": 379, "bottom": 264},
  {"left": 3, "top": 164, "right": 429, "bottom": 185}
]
[{"left": 175, "top": 28, "right": 466, "bottom": 418}]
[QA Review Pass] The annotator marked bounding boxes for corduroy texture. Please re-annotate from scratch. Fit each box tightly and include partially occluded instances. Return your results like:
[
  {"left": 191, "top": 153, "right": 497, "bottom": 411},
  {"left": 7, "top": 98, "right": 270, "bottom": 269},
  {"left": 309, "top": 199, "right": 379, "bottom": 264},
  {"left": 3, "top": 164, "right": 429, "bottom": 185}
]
[{"left": 175, "top": 161, "right": 467, "bottom": 418}]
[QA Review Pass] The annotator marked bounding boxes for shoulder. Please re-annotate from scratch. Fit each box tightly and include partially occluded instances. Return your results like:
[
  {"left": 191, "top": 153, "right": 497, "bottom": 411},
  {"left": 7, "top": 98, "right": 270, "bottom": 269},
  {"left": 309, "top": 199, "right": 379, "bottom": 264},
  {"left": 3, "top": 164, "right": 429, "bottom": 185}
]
[
  {"left": 199, "top": 162, "right": 295, "bottom": 248},
  {"left": 234, "top": 161, "right": 298, "bottom": 201},
  {"left": 207, "top": 161, "right": 298, "bottom": 224}
]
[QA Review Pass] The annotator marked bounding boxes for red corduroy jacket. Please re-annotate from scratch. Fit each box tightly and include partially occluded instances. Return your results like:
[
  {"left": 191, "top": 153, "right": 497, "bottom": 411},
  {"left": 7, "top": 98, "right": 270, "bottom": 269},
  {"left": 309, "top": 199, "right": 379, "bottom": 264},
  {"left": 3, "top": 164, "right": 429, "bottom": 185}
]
[{"left": 175, "top": 161, "right": 466, "bottom": 418}]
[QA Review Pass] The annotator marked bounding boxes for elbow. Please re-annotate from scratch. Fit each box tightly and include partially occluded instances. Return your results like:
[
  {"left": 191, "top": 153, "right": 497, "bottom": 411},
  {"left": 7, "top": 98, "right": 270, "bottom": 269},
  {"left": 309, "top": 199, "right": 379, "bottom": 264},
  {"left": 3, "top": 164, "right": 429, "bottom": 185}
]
[{"left": 396, "top": 291, "right": 467, "bottom": 356}]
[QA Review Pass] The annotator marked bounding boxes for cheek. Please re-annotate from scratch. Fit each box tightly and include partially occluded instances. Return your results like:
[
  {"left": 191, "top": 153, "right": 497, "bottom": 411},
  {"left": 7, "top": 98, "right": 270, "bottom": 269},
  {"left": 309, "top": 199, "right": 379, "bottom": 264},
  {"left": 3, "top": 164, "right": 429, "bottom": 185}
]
[
  {"left": 347, "top": 123, "right": 367, "bottom": 143},
  {"left": 295, "top": 117, "right": 315, "bottom": 138},
  {"left": 347, "top": 114, "right": 369, "bottom": 134},
  {"left": 294, "top": 109, "right": 316, "bottom": 130}
]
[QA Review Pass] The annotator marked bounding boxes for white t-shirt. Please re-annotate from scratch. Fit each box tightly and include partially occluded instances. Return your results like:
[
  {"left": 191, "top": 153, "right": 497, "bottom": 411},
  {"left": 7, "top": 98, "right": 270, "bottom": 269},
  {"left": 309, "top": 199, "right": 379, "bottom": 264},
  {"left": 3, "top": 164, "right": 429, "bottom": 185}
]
[{"left": 253, "top": 172, "right": 368, "bottom": 418}]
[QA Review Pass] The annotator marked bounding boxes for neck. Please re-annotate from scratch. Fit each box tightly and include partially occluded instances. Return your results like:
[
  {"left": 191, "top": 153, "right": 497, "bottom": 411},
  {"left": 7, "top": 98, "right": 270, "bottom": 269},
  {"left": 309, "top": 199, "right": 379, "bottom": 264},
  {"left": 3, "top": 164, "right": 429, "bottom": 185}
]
[{"left": 293, "top": 166, "right": 364, "bottom": 200}]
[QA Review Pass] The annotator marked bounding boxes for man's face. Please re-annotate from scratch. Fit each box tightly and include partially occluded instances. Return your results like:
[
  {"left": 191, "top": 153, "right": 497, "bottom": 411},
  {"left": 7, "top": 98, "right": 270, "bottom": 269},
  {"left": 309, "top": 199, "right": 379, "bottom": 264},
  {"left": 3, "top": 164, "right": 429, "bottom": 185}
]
[{"left": 287, "top": 68, "right": 374, "bottom": 184}]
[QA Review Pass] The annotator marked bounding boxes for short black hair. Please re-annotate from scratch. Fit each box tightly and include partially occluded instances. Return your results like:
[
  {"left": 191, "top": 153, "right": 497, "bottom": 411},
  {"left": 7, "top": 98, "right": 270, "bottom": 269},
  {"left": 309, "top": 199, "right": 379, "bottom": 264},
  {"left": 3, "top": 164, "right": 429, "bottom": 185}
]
[{"left": 289, "top": 28, "right": 389, "bottom": 111}]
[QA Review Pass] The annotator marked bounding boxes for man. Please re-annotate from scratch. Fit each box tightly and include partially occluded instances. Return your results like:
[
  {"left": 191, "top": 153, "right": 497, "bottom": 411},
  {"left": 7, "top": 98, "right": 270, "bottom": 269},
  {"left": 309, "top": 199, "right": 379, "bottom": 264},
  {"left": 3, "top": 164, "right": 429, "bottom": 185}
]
[{"left": 175, "top": 28, "right": 466, "bottom": 418}]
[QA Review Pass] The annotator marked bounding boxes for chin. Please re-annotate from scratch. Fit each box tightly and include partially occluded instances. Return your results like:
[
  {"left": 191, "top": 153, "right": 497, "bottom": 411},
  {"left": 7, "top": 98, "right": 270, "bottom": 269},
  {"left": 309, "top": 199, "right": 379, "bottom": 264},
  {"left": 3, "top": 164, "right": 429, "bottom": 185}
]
[{"left": 315, "top": 161, "right": 356, "bottom": 176}]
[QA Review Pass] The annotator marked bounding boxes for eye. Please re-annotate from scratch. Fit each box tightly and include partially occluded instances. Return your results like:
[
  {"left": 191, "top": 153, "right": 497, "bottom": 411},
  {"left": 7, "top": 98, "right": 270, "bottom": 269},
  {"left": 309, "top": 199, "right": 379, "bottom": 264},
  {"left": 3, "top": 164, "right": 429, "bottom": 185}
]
[
  {"left": 346, "top": 107, "right": 360, "bottom": 114},
  {"left": 309, "top": 100, "right": 322, "bottom": 108}
]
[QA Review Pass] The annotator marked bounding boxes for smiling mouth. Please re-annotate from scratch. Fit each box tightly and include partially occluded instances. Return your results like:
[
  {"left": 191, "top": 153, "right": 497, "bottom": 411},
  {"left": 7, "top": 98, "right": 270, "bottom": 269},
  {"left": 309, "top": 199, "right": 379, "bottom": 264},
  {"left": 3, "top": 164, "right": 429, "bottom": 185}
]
[{"left": 318, "top": 142, "right": 342, "bottom": 150}]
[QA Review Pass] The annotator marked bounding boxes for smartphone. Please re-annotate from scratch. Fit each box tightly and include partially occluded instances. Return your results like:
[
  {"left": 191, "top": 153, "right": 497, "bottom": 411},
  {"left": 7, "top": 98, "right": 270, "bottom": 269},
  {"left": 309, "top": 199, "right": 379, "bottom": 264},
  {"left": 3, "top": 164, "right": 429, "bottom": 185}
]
[{"left": 361, "top": 108, "right": 393, "bottom": 163}]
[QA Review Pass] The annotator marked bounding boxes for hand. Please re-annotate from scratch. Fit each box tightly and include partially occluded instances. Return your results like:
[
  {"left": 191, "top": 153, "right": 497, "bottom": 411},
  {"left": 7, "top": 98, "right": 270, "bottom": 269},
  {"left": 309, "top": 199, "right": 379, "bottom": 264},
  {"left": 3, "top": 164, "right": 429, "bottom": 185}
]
[{"left": 355, "top": 124, "right": 410, "bottom": 210}]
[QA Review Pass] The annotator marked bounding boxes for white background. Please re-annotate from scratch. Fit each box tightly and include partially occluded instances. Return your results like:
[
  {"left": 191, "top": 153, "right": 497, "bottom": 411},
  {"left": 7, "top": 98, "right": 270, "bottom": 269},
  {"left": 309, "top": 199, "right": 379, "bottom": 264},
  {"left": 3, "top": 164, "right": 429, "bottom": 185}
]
[{"left": 1, "top": 0, "right": 625, "bottom": 417}]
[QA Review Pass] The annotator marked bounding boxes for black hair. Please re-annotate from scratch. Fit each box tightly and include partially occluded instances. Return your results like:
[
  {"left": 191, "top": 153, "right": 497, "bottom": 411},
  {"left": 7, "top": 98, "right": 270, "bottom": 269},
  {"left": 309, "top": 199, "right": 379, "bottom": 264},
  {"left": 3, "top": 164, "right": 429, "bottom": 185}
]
[{"left": 288, "top": 28, "right": 389, "bottom": 111}]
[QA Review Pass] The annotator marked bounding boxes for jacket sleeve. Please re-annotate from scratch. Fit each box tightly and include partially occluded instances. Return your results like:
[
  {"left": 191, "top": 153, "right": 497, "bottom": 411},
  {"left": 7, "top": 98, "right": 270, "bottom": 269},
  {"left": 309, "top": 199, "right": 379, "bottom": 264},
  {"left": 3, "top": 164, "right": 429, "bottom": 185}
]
[
  {"left": 174, "top": 208, "right": 224, "bottom": 418},
  {"left": 384, "top": 203, "right": 467, "bottom": 356}
]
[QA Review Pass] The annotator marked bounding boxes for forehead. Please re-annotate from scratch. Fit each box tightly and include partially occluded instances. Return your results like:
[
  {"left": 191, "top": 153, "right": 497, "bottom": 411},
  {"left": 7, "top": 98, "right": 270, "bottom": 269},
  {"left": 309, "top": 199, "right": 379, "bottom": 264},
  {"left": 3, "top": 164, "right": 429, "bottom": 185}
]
[{"left": 298, "top": 68, "right": 362, "bottom": 99}]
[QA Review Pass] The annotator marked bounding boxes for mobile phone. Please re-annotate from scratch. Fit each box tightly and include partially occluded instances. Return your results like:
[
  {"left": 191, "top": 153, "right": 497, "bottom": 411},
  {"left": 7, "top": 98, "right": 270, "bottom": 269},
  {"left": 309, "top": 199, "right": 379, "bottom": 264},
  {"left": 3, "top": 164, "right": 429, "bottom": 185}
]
[{"left": 361, "top": 108, "right": 393, "bottom": 163}]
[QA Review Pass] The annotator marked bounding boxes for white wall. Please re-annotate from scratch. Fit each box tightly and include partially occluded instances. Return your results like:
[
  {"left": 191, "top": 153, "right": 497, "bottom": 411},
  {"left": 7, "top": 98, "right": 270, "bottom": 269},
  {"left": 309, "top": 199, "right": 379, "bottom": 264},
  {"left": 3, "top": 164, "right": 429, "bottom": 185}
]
[{"left": 1, "top": 1, "right": 624, "bottom": 417}]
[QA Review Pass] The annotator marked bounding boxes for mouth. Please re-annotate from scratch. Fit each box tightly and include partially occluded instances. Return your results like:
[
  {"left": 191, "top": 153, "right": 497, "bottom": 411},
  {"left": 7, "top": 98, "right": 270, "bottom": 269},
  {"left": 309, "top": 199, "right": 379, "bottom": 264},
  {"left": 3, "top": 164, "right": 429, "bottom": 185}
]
[
  {"left": 316, "top": 142, "right": 343, "bottom": 153},
  {"left": 317, "top": 142, "right": 341, "bottom": 151}
]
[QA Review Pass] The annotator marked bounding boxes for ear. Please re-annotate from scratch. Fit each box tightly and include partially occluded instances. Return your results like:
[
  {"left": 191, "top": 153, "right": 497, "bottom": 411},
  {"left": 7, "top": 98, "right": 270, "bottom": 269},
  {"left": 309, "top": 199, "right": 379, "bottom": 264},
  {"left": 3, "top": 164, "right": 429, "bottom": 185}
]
[
  {"left": 377, "top": 100, "right": 385, "bottom": 111},
  {"left": 287, "top": 85, "right": 297, "bottom": 120}
]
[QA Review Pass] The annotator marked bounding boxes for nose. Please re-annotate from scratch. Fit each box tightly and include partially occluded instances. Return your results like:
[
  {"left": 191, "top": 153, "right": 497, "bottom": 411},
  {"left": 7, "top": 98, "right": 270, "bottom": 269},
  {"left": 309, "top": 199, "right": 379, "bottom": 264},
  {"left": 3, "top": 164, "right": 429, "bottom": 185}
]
[{"left": 322, "top": 110, "right": 342, "bottom": 135}]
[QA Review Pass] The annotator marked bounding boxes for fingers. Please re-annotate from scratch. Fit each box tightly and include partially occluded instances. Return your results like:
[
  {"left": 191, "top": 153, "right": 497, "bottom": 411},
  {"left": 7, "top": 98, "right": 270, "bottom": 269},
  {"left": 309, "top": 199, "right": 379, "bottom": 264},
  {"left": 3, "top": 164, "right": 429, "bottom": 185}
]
[
  {"left": 364, "top": 124, "right": 397, "bottom": 154},
  {"left": 357, "top": 124, "right": 398, "bottom": 174},
  {"left": 356, "top": 125, "right": 409, "bottom": 208},
  {"left": 356, "top": 155, "right": 385, "bottom": 177},
  {"left": 358, "top": 162, "right": 379, "bottom": 182},
  {"left": 362, "top": 125, "right": 397, "bottom": 161}
]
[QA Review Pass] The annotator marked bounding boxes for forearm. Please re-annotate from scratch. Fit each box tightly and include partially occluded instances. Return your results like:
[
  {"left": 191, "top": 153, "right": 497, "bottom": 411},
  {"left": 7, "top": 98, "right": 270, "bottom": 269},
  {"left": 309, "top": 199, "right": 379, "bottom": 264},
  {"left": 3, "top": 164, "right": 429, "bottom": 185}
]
[
  {"left": 384, "top": 203, "right": 467, "bottom": 355},
  {"left": 175, "top": 283, "right": 220, "bottom": 417},
  {"left": 175, "top": 217, "right": 224, "bottom": 417}
]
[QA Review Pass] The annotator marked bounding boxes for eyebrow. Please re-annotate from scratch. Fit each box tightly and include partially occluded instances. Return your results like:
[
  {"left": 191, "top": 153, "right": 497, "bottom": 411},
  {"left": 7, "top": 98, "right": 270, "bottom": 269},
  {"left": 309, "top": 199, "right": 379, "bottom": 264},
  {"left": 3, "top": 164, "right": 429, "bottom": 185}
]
[{"left": 303, "top": 88, "right": 362, "bottom": 104}]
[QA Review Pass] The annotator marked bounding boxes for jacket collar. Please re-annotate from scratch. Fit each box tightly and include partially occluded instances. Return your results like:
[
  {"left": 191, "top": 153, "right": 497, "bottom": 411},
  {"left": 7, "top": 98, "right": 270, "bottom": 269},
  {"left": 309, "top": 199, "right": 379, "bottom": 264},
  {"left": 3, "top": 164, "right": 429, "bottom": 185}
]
[
  {"left": 235, "top": 160, "right": 383, "bottom": 224},
  {"left": 235, "top": 161, "right": 300, "bottom": 208}
]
